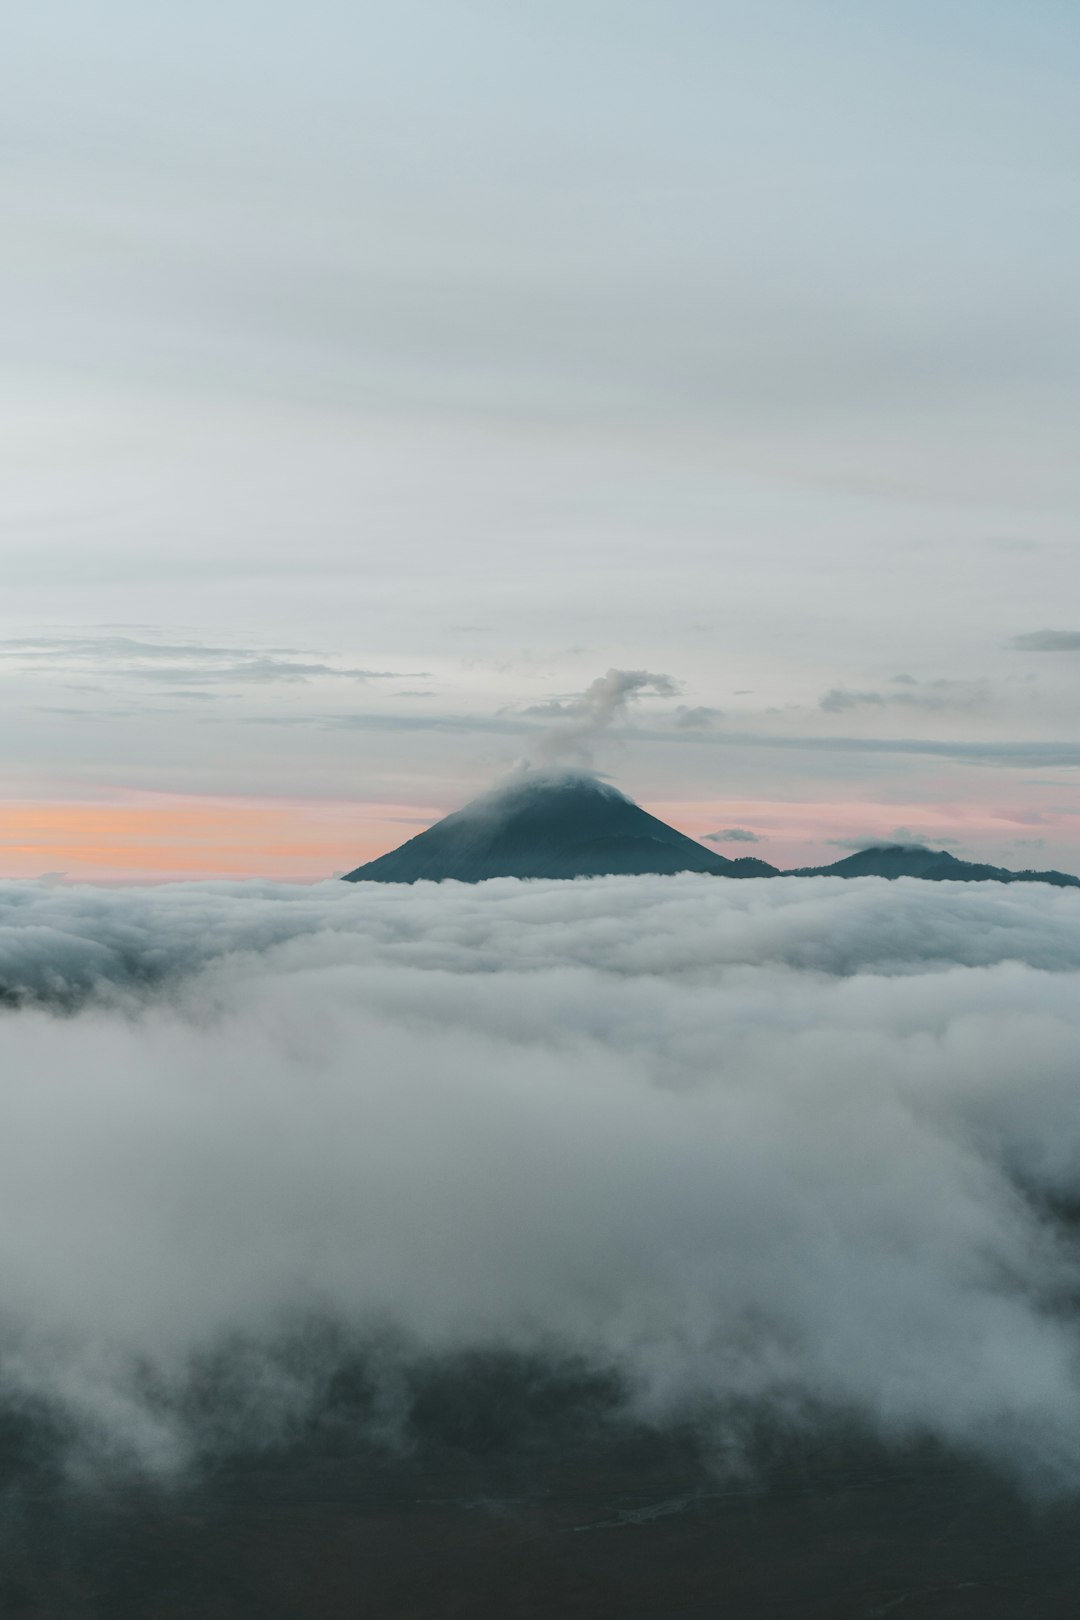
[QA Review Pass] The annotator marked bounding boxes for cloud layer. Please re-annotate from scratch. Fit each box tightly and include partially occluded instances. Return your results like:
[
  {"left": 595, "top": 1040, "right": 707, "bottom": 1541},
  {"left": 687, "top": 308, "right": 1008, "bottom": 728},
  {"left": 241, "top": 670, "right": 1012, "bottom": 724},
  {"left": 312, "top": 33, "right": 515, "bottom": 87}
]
[{"left": 3, "top": 873, "right": 1080, "bottom": 1486}]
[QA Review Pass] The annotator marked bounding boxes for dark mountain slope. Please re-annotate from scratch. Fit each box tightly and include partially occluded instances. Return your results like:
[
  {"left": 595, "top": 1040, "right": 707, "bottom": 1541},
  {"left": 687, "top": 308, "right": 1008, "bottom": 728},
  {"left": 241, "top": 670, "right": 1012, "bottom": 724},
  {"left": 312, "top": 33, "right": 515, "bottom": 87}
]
[
  {"left": 343, "top": 774, "right": 778, "bottom": 883},
  {"left": 342, "top": 778, "right": 1077, "bottom": 888},
  {"left": 789, "top": 844, "right": 1080, "bottom": 887}
]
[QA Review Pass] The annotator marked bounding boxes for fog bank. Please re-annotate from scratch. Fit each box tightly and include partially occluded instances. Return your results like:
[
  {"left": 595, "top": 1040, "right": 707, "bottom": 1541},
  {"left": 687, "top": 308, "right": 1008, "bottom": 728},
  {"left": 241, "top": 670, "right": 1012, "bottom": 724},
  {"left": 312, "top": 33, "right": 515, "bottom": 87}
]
[{"left": 2, "top": 874, "right": 1080, "bottom": 1484}]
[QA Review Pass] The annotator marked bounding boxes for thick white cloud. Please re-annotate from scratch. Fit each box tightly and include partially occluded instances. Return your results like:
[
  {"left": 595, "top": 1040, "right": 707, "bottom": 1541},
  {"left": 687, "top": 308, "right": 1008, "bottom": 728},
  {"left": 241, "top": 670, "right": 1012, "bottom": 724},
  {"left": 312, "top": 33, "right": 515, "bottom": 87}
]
[{"left": 2, "top": 873, "right": 1080, "bottom": 1484}]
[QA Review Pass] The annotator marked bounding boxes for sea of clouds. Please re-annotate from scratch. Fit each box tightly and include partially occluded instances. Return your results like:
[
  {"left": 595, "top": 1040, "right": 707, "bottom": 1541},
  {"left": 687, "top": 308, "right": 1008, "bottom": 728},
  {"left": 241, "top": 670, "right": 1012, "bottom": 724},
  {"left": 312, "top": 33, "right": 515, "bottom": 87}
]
[{"left": 2, "top": 872, "right": 1080, "bottom": 1485}]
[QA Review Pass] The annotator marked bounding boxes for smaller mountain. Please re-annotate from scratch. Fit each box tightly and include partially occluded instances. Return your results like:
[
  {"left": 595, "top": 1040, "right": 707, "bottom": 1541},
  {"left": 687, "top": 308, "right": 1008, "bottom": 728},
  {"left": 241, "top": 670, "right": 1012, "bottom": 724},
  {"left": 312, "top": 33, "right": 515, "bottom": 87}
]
[
  {"left": 788, "top": 845, "right": 1080, "bottom": 888},
  {"left": 343, "top": 773, "right": 778, "bottom": 884}
]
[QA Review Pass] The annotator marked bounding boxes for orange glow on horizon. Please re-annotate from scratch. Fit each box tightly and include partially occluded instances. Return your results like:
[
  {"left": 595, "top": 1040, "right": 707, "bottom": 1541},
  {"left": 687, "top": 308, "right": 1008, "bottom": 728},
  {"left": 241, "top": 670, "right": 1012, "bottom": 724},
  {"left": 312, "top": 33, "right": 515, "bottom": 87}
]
[
  {"left": 2, "top": 791, "right": 1070, "bottom": 885},
  {"left": 0, "top": 796, "right": 438, "bottom": 883}
]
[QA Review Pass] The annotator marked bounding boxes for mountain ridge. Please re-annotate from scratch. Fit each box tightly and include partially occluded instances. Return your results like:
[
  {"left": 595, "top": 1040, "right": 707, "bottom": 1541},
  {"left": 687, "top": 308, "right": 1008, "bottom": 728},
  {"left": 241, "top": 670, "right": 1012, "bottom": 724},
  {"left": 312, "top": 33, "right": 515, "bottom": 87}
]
[
  {"left": 342, "top": 774, "right": 1079, "bottom": 888},
  {"left": 788, "top": 844, "right": 1080, "bottom": 887}
]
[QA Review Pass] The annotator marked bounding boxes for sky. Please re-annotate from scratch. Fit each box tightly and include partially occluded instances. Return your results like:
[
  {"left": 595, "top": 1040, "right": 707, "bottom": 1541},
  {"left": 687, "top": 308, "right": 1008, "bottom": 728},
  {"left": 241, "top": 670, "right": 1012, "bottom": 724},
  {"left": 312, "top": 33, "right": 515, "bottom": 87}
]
[{"left": 3, "top": 0, "right": 1080, "bottom": 879}]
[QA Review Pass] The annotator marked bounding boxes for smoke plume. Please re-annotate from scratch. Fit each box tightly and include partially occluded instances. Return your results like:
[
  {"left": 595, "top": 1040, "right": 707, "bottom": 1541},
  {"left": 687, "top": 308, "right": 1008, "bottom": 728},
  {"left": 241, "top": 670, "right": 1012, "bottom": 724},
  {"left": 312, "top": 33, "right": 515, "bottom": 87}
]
[{"left": 532, "top": 668, "right": 679, "bottom": 769}]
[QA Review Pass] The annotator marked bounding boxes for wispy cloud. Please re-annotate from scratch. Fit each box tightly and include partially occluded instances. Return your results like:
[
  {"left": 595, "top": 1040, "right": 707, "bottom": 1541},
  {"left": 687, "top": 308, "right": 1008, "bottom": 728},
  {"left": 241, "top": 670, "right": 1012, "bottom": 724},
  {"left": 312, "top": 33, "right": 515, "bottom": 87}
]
[
  {"left": 316, "top": 709, "right": 1080, "bottom": 770},
  {"left": 1011, "top": 631, "right": 1080, "bottom": 653},
  {"left": 673, "top": 705, "right": 723, "bottom": 729},
  {"left": 823, "top": 832, "right": 932, "bottom": 851},
  {"left": 135, "top": 658, "right": 411, "bottom": 686},
  {"left": 0, "top": 637, "right": 425, "bottom": 687},
  {"left": 820, "top": 679, "right": 989, "bottom": 714},
  {"left": 0, "top": 636, "right": 279, "bottom": 662},
  {"left": 820, "top": 689, "right": 887, "bottom": 712}
]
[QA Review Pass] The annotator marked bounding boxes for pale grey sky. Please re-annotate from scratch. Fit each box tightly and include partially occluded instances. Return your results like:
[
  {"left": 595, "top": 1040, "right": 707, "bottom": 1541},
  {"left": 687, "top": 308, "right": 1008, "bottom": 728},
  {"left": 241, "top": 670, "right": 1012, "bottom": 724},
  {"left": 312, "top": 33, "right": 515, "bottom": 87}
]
[{"left": 2, "top": 0, "right": 1079, "bottom": 876}]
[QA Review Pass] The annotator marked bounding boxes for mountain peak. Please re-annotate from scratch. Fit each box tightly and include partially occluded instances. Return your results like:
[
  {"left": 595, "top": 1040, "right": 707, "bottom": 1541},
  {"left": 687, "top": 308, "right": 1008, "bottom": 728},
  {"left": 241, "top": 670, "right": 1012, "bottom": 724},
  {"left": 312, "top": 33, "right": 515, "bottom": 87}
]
[
  {"left": 343, "top": 771, "right": 776, "bottom": 884},
  {"left": 343, "top": 777, "right": 1079, "bottom": 888},
  {"left": 789, "top": 844, "right": 1080, "bottom": 887}
]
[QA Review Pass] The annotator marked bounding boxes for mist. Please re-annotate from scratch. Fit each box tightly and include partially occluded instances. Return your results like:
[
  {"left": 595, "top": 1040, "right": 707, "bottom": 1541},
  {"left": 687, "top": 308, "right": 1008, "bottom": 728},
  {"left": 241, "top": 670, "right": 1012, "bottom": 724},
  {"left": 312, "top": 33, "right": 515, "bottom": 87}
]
[{"left": 3, "top": 872, "right": 1080, "bottom": 1487}]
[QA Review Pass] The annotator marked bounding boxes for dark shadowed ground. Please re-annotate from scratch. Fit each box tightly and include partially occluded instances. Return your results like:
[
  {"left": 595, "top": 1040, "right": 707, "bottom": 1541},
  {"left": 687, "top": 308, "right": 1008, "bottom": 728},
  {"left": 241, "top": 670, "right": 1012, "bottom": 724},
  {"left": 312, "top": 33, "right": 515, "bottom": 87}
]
[{"left": 2, "top": 1350, "right": 1078, "bottom": 1619}]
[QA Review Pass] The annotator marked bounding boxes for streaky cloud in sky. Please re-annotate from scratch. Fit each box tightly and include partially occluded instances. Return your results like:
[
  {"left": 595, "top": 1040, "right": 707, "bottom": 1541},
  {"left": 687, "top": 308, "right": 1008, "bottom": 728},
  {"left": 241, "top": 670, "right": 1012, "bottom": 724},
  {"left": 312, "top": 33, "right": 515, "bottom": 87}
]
[{"left": 1011, "top": 631, "right": 1080, "bottom": 653}]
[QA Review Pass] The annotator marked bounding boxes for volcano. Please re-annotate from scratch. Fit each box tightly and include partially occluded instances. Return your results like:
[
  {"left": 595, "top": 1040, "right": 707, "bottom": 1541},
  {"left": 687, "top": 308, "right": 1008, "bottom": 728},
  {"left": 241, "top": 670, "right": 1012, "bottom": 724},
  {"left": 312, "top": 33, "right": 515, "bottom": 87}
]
[
  {"left": 343, "top": 774, "right": 1080, "bottom": 888},
  {"left": 342, "top": 773, "right": 776, "bottom": 883}
]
